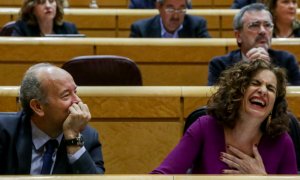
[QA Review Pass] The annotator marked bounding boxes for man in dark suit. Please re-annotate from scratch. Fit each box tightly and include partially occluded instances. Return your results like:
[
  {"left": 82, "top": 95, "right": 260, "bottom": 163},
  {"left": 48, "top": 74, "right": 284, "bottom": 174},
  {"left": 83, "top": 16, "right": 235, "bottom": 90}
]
[
  {"left": 129, "top": 0, "right": 192, "bottom": 9},
  {"left": 0, "top": 63, "right": 105, "bottom": 174},
  {"left": 231, "top": 0, "right": 260, "bottom": 9},
  {"left": 130, "top": 0, "right": 210, "bottom": 38},
  {"left": 208, "top": 3, "right": 300, "bottom": 86}
]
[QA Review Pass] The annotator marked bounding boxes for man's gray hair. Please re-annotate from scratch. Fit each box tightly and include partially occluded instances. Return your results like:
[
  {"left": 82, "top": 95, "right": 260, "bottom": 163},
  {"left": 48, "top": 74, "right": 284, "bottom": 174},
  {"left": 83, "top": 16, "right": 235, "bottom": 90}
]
[
  {"left": 19, "top": 63, "right": 54, "bottom": 115},
  {"left": 156, "top": 0, "right": 191, "bottom": 6},
  {"left": 233, "top": 3, "right": 272, "bottom": 30}
]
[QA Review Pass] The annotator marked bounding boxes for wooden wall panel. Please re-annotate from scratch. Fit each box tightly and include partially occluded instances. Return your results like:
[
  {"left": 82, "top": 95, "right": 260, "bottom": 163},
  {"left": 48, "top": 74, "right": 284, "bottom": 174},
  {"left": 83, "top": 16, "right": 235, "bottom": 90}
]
[
  {"left": 64, "top": 14, "right": 116, "bottom": 29},
  {"left": 83, "top": 95, "right": 181, "bottom": 174},
  {"left": 83, "top": 97, "right": 180, "bottom": 118},
  {"left": 91, "top": 121, "right": 182, "bottom": 174},
  {"left": 118, "top": 15, "right": 153, "bottom": 30},
  {"left": 139, "top": 64, "right": 209, "bottom": 86},
  {"left": 95, "top": 44, "right": 226, "bottom": 63},
  {"left": 0, "top": 14, "right": 11, "bottom": 27},
  {"left": 0, "top": 0, "right": 22, "bottom": 6},
  {"left": 0, "top": 44, "right": 93, "bottom": 61}
]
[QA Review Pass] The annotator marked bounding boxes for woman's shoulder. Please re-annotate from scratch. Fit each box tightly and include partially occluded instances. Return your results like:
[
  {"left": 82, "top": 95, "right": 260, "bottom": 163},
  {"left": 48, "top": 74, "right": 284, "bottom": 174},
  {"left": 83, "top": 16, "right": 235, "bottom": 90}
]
[
  {"left": 185, "top": 115, "right": 224, "bottom": 141},
  {"left": 263, "top": 131, "right": 294, "bottom": 147},
  {"left": 56, "top": 21, "right": 78, "bottom": 34},
  {"left": 14, "top": 19, "right": 28, "bottom": 27},
  {"left": 292, "top": 20, "right": 300, "bottom": 37},
  {"left": 61, "top": 21, "right": 77, "bottom": 29},
  {"left": 191, "top": 115, "right": 220, "bottom": 131}
]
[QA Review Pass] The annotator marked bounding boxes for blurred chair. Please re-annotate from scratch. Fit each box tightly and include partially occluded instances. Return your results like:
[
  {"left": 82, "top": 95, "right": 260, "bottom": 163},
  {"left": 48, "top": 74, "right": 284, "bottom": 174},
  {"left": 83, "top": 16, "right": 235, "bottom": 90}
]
[
  {"left": 62, "top": 55, "right": 142, "bottom": 86},
  {"left": 0, "top": 21, "right": 15, "bottom": 36}
]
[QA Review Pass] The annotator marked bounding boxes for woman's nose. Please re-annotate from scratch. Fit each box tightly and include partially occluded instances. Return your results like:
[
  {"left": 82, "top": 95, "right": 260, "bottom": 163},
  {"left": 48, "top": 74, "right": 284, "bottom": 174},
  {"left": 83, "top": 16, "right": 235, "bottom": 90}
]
[
  {"left": 258, "top": 86, "right": 267, "bottom": 95},
  {"left": 45, "top": 0, "right": 51, "bottom": 7}
]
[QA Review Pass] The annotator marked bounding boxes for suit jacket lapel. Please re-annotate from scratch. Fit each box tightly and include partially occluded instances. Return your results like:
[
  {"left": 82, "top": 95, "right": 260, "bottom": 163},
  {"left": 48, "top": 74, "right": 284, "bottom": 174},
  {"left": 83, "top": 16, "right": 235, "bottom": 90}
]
[
  {"left": 16, "top": 113, "right": 32, "bottom": 174},
  {"left": 233, "top": 50, "right": 243, "bottom": 64},
  {"left": 150, "top": 15, "right": 162, "bottom": 37},
  {"left": 178, "top": 15, "right": 189, "bottom": 37}
]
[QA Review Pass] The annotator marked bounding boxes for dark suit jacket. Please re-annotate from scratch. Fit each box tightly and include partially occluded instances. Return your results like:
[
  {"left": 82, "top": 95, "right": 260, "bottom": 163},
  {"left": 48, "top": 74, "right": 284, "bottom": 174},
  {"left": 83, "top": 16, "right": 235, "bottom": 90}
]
[
  {"left": 231, "top": 0, "right": 258, "bottom": 9},
  {"left": 128, "top": 0, "right": 192, "bottom": 9},
  {"left": 130, "top": 15, "right": 210, "bottom": 38},
  {"left": 208, "top": 49, "right": 300, "bottom": 86},
  {"left": 293, "top": 27, "right": 300, "bottom": 37},
  {"left": 0, "top": 111, "right": 105, "bottom": 174},
  {"left": 12, "top": 20, "right": 78, "bottom": 37}
]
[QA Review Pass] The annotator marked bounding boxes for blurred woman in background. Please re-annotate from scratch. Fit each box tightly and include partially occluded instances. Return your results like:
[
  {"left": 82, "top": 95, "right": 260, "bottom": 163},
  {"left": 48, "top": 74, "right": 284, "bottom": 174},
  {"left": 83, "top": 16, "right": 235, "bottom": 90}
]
[
  {"left": 266, "top": 0, "right": 300, "bottom": 37},
  {"left": 12, "top": 0, "right": 78, "bottom": 36}
]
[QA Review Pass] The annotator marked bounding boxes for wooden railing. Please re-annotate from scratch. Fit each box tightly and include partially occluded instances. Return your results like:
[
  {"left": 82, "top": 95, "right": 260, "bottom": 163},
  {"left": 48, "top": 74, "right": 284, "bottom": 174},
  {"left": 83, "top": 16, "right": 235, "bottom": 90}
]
[{"left": 0, "top": 86, "right": 299, "bottom": 174}]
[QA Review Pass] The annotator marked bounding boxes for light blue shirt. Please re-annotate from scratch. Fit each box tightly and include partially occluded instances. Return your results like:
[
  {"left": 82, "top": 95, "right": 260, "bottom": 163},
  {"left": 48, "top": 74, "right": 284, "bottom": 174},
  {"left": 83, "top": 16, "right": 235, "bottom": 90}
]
[
  {"left": 30, "top": 121, "right": 86, "bottom": 174},
  {"left": 160, "top": 18, "right": 183, "bottom": 38}
]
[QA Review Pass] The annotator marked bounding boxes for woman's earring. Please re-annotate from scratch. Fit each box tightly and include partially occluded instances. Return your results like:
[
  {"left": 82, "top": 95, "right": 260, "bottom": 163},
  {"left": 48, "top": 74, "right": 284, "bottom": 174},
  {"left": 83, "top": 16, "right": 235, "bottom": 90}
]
[{"left": 267, "top": 114, "right": 272, "bottom": 128}]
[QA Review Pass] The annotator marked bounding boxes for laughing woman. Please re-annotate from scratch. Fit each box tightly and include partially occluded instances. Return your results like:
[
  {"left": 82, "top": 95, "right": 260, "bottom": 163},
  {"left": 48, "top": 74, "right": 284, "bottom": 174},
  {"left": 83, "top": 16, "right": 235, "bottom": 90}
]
[
  {"left": 151, "top": 60, "right": 297, "bottom": 174},
  {"left": 12, "top": 0, "right": 78, "bottom": 36}
]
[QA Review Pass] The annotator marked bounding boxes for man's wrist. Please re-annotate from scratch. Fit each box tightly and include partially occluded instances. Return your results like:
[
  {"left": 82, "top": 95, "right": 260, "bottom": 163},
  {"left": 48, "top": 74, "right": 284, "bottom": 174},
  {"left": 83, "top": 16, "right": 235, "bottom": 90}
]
[{"left": 64, "top": 133, "right": 84, "bottom": 147}]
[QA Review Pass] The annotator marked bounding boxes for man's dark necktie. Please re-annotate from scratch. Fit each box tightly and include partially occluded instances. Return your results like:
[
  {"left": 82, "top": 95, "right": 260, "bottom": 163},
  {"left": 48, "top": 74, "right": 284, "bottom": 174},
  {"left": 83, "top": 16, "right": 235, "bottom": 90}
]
[{"left": 41, "top": 139, "right": 58, "bottom": 174}]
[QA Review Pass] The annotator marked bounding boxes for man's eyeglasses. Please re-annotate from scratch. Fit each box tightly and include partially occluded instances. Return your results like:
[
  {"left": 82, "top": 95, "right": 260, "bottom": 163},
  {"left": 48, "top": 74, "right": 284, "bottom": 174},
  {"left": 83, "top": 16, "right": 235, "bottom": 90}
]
[
  {"left": 164, "top": 8, "right": 187, "bottom": 14},
  {"left": 246, "top": 21, "right": 274, "bottom": 32}
]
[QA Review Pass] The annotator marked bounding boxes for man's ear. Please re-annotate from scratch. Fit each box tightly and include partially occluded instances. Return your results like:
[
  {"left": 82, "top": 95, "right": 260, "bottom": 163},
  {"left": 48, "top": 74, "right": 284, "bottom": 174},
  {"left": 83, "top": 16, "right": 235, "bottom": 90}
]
[
  {"left": 235, "top": 30, "right": 242, "bottom": 44},
  {"left": 29, "top": 99, "right": 44, "bottom": 117}
]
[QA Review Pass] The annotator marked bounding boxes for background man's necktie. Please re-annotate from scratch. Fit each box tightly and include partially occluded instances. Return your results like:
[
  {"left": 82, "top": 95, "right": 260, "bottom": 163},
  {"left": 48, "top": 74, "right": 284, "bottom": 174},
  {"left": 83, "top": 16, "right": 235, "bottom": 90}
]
[{"left": 41, "top": 139, "right": 58, "bottom": 174}]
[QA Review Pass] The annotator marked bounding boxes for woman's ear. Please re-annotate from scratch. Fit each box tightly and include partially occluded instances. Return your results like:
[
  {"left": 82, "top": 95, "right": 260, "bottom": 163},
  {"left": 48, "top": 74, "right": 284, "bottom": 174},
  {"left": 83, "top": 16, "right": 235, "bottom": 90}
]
[{"left": 29, "top": 99, "right": 44, "bottom": 117}]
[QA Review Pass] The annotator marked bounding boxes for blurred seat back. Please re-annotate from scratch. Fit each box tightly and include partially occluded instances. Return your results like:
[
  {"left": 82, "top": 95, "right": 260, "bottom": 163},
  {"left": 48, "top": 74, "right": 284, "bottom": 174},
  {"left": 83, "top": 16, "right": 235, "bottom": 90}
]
[
  {"left": 0, "top": 21, "right": 15, "bottom": 36},
  {"left": 62, "top": 55, "right": 142, "bottom": 86}
]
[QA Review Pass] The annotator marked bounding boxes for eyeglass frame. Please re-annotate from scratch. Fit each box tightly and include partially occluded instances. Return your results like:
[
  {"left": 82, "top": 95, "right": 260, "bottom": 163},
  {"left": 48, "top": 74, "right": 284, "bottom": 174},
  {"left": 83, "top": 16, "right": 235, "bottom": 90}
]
[
  {"left": 164, "top": 7, "right": 187, "bottom": 14},
  {"left": 244, "top": 20, "right": 274, "bottom": 32}
]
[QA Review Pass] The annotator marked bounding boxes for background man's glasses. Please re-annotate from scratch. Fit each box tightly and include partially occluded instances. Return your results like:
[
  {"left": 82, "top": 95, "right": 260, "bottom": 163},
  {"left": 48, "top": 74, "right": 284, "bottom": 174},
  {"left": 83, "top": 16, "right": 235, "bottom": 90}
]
[
  {"left": 164, "top": 8, "right": 187, "bottom": 14},
  {"left": 246, "top": 21, "right": 274, "bottom": 32}
]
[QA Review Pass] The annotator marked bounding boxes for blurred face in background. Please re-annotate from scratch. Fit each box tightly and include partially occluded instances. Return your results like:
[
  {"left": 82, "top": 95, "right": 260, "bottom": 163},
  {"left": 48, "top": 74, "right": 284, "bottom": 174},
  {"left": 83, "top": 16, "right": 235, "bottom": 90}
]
[
  {"left": 158, "top": 0, "right": 187, "bottom": 33},
  {"left": 33, "top": 0, "right": 57, "bottom": 22},
  {"left": 236, "top": 10, "right": 273, "bottom": 54},
  {"left": 274, "top": 0, "right": 297, "bottom": 24}
]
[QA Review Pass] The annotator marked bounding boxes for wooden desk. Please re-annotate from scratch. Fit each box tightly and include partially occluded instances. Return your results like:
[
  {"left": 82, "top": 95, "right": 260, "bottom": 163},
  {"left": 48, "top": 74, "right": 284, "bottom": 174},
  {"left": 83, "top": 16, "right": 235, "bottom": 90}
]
[
  {"left": 1, "top": 86, "right": 300, "bottom": 174},
  {"left": 0, "top": 38, "right": 300, "bottom": 86}
]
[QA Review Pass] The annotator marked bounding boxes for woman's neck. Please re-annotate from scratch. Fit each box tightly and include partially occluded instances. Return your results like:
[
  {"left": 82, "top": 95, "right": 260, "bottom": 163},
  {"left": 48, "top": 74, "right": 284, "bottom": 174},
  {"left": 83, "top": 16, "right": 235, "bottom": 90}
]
[
  {"left": 38, "top": 20, "right": 54, "bottom": 36},
  {"left": 275, "top": 21, "right": 294, "bottom": 38},
  {"left": 224, "top": 118, "right": 262, "bottom": 156}
]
